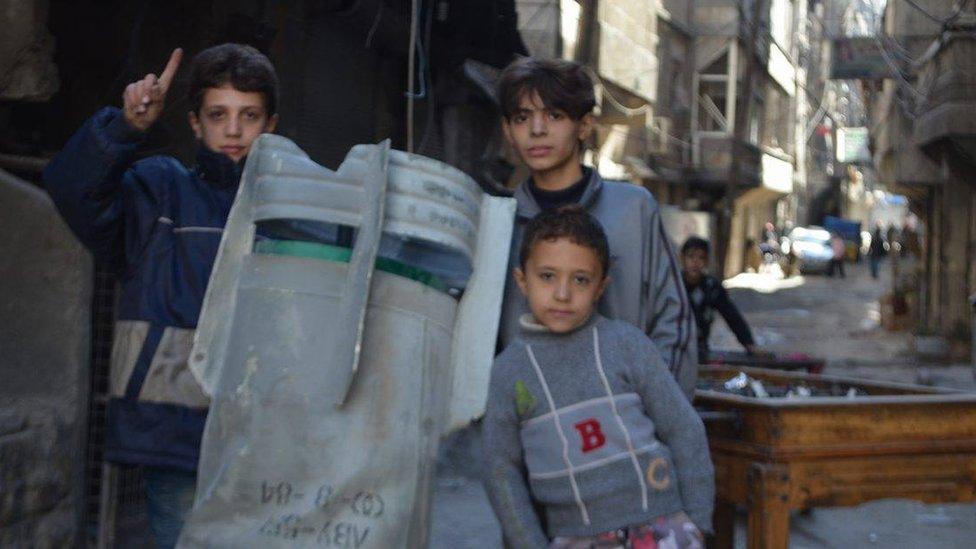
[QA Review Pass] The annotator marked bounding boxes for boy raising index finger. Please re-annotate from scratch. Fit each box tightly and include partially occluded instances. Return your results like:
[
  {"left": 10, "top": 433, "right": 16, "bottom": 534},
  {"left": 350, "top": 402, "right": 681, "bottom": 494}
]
[
  {"left": 43, "top": 43, "right": 279, "bottom": 549},
  {"left": 123, "top": 47, "right": 183, "bottom": 131}
]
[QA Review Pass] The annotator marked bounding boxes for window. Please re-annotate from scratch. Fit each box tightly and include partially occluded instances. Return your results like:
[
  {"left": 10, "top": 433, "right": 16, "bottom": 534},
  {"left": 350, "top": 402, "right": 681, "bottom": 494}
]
[
  {"left": 698, "top": 81, "right": 729, "bottom": 131},
  {"left": 696, "top": 51, "right": 732, "bottom": 132}
]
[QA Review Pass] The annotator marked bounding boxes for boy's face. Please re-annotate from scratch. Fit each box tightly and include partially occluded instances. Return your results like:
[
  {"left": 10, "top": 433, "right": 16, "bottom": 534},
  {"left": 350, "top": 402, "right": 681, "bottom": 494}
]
[
  {"left": 502, "top": 91, "right": 593, "bottom": 181},
  {"left": 515, "top": 237, "right": 608, "bottom": 333},
  {"left": 681, "top": 248, "right": 707, "bottom": 283},
  {"left": 188, "top": 83, "right": 278, "bottom": 163}
]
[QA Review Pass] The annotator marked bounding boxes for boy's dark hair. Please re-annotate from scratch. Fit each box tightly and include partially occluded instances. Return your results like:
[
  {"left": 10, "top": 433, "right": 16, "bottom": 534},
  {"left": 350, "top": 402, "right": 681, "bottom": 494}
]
[
  {"left": 519, "top": 206, "right": 610, "bottom": 276},
  {"left": 497, "top": 57, "right": 596, "bottom": 121},
  {"left": 187, "top": 43, "right": 279, "bottom": 115},
  {"left": 681, "top": 236, "right": 710, "bottom": 255}
]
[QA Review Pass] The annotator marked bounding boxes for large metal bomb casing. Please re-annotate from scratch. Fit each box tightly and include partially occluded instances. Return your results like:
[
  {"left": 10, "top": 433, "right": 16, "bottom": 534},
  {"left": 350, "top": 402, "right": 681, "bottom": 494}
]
[{"left": 179, "top": 135, "right": 515, "bottom": 548}]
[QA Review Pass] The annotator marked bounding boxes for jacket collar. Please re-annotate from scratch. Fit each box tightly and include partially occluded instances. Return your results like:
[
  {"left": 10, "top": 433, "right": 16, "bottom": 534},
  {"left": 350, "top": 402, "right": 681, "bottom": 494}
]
[
  {"left": 514, "top": 166, "right": 604, "bottom": 220},
  {"left": 194, "top": 145, "right": 245, "bottom": 190}
]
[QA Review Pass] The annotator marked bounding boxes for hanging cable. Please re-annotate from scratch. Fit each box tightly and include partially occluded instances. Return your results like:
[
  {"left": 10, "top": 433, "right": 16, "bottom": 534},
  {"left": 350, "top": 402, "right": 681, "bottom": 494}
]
[
  {"left": 578, "top": 66, "right": 651, "bottom": 116},
  {"left": 872, "top": 36, "right": 922, "bottom": 100},
  {"left": 365, "top": 1, "right": 384, "bottom": 48},
  {"left": 899, "top": 0, "right": 970, "bottom": 26},
  {"left": 407, "top": 0, "right": 418, "bottom": 153},
  {"left": 417, "top": 2, "right": 437, "bottom": 155}
]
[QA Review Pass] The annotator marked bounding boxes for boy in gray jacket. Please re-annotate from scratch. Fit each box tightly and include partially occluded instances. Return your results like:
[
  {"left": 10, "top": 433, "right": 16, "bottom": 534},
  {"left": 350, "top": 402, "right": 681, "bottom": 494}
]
[
  {"left": 496, "top": 57, "right": 698, "bottom": 399},
  {"left": 484, "top": 208, "right": 714, "bottom": 548}
]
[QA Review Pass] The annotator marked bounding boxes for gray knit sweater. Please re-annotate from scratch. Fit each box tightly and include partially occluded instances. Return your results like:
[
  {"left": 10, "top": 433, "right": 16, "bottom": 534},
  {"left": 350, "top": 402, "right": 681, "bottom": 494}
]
[{"left": 483, "top": 314, "right": 714, "bottom": 548}]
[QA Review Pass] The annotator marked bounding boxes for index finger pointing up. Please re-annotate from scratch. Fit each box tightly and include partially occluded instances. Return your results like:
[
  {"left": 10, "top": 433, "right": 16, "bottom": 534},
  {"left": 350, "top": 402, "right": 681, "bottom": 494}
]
[{"left": 158, "top": 48, "right": 183, "bottom": 91}]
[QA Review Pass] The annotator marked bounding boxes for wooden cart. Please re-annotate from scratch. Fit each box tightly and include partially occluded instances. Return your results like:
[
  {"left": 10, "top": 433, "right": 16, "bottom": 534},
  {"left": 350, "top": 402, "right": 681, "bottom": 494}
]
[{"left": 696, "top": 366, "right": 976, "bottom": 549}]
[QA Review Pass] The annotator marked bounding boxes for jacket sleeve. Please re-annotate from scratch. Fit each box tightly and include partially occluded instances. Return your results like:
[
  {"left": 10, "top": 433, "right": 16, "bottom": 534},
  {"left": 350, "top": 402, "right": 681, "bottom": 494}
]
[
  {"left": 643, "top": 197, "right": 699, "bottom": 399},
  {"left": 483, "top": 359, "right": 550, "bottom": 548},
  {"left": 712, "top": 285, "right": 755, "bottom": 348},
  {"left": 42, "top": 107, "right": 157, "bottom": 271},
  {"left": 632, "top": 334, "right": 715, "bottom": 534}
]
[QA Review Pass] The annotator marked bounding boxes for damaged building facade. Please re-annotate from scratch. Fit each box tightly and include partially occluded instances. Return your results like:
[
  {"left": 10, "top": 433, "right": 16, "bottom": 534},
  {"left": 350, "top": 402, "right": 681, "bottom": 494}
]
[
  {"left": 513, "top": 0, "right": 843, "bottom": 275},
  {"left": 865, "top": 0, "right": 976, "bottom": 357}
]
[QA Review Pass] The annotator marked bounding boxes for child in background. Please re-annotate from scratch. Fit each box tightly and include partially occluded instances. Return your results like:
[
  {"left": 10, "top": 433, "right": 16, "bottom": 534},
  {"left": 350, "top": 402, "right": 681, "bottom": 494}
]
[
  {"left": 680, "top": 237, "right": 757, "bottom": 358},
  {"left": 484, "top": 207, "right": 714, "bottom": 548}
]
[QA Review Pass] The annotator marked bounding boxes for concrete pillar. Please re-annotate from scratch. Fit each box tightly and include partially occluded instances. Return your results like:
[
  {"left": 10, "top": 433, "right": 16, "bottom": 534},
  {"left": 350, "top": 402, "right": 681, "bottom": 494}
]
[
  {"left": 919, "top": 190, "right": 937, "bottom": 333},
  {"left": 0, "top": 169, "right": 92, "bottom": 547},
  {"left": 725, "top": 201, "right": 746, "bottom": 275},
  {"left": 940, "top": 154, "right": 976, "bottom": 350},
  {"left": 928, "top": 185, "right": 944, "bottom": 334}
]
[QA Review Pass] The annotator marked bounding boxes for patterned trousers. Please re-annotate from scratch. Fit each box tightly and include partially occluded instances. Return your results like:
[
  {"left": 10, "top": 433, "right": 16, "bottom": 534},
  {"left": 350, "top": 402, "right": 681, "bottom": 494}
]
[{"left": 549, "top": 512, "right": 703, "bottom": 549}]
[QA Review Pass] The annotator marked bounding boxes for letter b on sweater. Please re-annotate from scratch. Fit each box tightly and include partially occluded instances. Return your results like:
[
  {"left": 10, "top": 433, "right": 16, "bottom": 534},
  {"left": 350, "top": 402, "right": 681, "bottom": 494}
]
[{"left": 574, "top": 419, "right": 606, "bottom": 452}]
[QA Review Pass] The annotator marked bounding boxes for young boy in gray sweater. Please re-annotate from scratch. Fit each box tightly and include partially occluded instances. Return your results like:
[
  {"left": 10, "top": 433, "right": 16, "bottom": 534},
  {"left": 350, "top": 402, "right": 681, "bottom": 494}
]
[{"left": 484, "top": 207, "right": 714, "bottom": 548}]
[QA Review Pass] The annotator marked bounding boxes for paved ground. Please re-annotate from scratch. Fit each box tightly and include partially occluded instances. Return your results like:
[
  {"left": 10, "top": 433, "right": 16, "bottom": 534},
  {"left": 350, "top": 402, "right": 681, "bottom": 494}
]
[
  {"left": 715, "top": 262, "right": 975, "bottom": 389},
  {"left": 430, "top": 260, "right": 976, "bottom": 548}
]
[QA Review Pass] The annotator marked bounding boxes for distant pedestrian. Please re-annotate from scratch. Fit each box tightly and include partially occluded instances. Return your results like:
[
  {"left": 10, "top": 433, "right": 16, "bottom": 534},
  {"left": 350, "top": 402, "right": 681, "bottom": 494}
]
[
  {"left": 828, "top": 232, "right": 846, "bottom": 278},
  {"left": 744, "top": 238, "right": 762, "bottom": 273},
  {"left": 868, "top": 223, "right": 887, "bottom": 279},
  {"left": 484, "top": 207, "right": 713, "bottom": 548},
  {"left": 899, "top": 217, "right": 921, "bottom": 259},
  {"left": 886, "top": 225, "right": 899, "bottom": 254},
  {"left": 758, "top": 223, "right": 780, "bottom": 272}
]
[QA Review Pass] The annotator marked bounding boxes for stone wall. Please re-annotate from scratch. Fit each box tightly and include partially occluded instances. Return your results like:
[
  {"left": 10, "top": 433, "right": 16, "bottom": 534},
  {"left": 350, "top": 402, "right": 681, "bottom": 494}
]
[
  {"left": 597, "top": 0, "right": 659, "bottom": 102},
  {"left": 0, "top": 0, "right": 59, "bottom": 101},
  {"left": 906, "top": 34, "right": 976, "bottom": 345},
  {"left": 0, "top": 170, "right": 92, "bottom": 548}
]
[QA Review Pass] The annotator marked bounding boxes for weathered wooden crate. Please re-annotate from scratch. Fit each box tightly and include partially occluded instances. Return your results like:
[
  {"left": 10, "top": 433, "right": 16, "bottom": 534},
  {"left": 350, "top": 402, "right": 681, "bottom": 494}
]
[{"left": 696, "top": 365, "right": 976, "bottom": 549}]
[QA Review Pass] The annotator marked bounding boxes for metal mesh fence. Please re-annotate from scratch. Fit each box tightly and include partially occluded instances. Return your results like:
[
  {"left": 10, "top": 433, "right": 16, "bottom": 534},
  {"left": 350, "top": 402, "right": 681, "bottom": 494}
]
[
  {"left": 84, "top": 266, "right": 151, "bottom": 547},
  {"left": 84, "top": 266, "right": 114, "bottom": 545}
]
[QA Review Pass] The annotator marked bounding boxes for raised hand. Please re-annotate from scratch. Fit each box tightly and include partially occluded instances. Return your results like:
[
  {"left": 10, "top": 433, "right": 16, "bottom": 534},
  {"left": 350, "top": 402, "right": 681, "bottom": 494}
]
[{"left": 123, "top": 48, "right": 183, "bottom": 132}]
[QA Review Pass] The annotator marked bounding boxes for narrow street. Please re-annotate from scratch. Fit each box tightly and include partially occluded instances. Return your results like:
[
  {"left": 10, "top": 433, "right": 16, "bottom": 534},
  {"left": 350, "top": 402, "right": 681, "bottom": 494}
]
[
  {"left": 715, "top": 261, "right": 975, "bottom": 390},
  {"left": 430, "top": 260, "right": 976, "bottom": 548},
  {"left": 6, "top": 0, "right": 976, "bottom": 545}
]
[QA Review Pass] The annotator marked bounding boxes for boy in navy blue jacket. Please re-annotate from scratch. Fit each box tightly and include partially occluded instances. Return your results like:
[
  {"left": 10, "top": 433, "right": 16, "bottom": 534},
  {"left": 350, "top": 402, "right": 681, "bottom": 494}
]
[{"left": 43, "top": 43, "right": 279, "bottom": 548}]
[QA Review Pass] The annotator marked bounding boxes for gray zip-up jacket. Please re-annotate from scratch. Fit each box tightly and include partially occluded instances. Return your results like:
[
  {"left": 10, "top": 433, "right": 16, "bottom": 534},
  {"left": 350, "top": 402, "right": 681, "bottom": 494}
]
[
  {"left": 484, "top": 314, "right": 714, "bottom": 547},
  {"left": 499, "top": 170, "right": 698, "bottom": 398}
]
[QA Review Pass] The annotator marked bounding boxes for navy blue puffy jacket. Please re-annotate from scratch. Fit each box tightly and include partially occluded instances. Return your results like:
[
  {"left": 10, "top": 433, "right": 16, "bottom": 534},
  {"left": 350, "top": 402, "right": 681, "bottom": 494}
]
[{"left": 44, "top": 107, "right": 244, "bottom": 471}]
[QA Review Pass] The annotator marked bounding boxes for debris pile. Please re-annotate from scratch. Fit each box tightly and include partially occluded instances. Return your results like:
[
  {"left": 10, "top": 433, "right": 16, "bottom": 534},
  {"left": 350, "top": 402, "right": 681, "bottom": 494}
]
[{"left": 698, "top": 372, "right": 866, "bottom": 399}]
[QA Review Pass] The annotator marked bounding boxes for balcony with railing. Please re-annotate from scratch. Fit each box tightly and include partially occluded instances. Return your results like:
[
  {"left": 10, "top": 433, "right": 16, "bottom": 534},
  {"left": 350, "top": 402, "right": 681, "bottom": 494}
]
[{"left": 692, "top": 133, "right": 763, "bottom": 188}]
